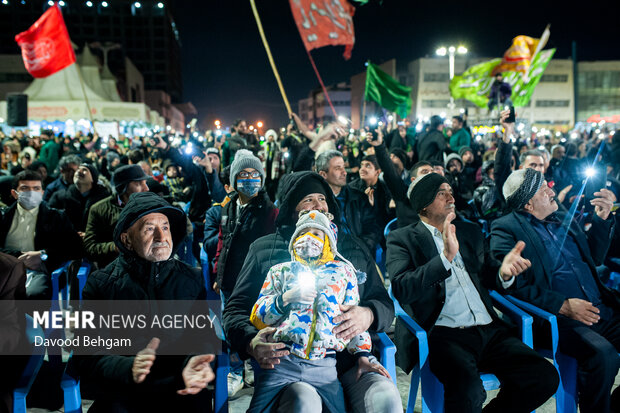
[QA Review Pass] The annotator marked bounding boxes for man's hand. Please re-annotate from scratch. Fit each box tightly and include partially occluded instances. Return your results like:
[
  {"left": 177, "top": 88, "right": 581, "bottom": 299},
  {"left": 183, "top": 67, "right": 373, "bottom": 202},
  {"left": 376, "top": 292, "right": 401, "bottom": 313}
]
[
  {"left": 591, "top": 189, "right": 615, "bottom": 220},
  {"left": 309, "top": 123, "right": 346, "bottom": 151},
  {"left": 18, "top": 251, "right": 43, "bottom": 271},
  {"left": 356, "top": 356, "right": 391, "bottom": 382},
  {"left": 365, "top": 128, "right": 383, "bottom": 147},
  {"left": 248, "top": 327, "right": 289, "bottom": 369},
  {"left": 212, "top": 282, "right": 220, "bottom": 294},
  {"left": 499, "top": 109, "right": 515, "bottom": 144},
  {"left": 442, "top": 212, "right": 459, "bottom": 262},
  {"left": 177, "top": 354, "right": 215, "bottom": 395},
  {"left": 364, "top": 187, "right": 375, "bottom": 206},
  {"left": 559, "top": 298, "right": 600, "bottom": 326},
  {"left": 193, "top": 152, "right": 213, "bottom": 174},
  {"left": 499, "top": 241, "right": 531, "bottom": 280},
  {"left": 333, "top": 305, "right": 374, "bottom": 341},
  {"left": 282, "top": 286, "right": 317, "bottom": 306},
  {"left": 132, "top": 337, "right": 159, "bottom": 384},
  {"left": 151, "top": 135, "right": 168, "bottom": 150},
  {"left": 556, "top": 185, "right": 573, "bottom": 204}
]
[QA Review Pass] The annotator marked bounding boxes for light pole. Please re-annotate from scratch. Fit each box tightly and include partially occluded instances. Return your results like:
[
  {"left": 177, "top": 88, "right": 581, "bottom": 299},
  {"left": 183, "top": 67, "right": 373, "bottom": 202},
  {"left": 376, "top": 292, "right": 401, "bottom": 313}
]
[{"left": 436, "top": 45, "right": 467, "bottom": 109}]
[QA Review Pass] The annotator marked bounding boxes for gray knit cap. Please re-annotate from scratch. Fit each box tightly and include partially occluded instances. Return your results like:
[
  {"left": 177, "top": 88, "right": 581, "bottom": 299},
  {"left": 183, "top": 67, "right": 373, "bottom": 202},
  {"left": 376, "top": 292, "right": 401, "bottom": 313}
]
[
  {"left": 503, "top": 168, "right": 544, "bottom": 210},
  {"left": 230, "top": 149, "right": 265, "bottom": 189}
]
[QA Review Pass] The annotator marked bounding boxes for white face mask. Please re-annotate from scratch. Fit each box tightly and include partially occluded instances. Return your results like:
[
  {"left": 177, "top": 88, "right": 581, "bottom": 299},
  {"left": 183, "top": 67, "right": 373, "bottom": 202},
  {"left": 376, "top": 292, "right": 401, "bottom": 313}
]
[
  {"left": 18, "top": 191, "right": 43, "bottom": 210},
  {"left": 294, "top": 233, "right": 324, "bottom": 259}
]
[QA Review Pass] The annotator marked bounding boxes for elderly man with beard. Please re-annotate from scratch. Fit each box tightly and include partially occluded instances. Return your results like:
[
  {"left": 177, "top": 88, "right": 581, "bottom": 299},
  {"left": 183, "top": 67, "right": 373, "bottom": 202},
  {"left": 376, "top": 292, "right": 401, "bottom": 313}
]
[
  {"left": 388, "top": 173, "right": 559, "bottom": 413},
  {"left": 74, "top": 192, "right": 216, "bottom": 412},
  {"left": 491, "top": 169, "right": 619, "bottom": 413},
  {"left": 223, "top": 171, "right": 400, "bottom": 413}
]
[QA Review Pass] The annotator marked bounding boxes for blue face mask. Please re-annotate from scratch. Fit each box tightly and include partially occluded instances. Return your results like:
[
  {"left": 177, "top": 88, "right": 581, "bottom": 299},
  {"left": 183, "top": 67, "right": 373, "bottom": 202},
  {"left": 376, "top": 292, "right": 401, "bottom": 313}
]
[{"left": 236, "top": 178, "right": 261, "bottom": 197}]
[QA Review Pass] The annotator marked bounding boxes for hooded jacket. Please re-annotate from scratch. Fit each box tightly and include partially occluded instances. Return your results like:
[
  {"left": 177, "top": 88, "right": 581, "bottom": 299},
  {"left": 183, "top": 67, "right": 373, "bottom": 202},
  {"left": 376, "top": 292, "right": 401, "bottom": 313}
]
[
  {"left": 74, "top": 192, "right": 214, "bottom": 399},
  {"left": 48, "top": 183, "right": 110, "bottom": 232},
  {"left": 213, "top": 189, "right": 278, "bottom": 293},
  {"left": 223, "top": 171, "right": 394, "bottom": 375}
]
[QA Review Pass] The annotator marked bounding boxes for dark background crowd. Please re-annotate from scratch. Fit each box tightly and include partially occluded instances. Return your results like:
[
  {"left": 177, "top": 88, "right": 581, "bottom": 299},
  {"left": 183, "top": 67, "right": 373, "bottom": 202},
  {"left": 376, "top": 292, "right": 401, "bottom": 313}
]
[{"left": 1, "top": 110, "right": 620, "bottom": 412}]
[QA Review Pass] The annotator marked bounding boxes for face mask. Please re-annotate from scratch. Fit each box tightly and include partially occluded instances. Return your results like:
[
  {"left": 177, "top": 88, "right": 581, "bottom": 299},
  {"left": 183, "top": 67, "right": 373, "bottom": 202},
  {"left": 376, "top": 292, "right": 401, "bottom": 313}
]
[
  {"left": 294, "top": 233, "right": 324, "bottom": 260},
  {"left": 18, "top": 191, "right": 43, "bottom": 210},
  {"left": 236, "top": 178, "right": 261, "bottom": 197}
]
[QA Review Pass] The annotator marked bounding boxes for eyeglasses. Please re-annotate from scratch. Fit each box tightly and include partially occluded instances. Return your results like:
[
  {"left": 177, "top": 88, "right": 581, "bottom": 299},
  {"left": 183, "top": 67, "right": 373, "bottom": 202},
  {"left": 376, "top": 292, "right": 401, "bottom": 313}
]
[{"left": 238, "top": 171, "right": 261, "bottom": 178}]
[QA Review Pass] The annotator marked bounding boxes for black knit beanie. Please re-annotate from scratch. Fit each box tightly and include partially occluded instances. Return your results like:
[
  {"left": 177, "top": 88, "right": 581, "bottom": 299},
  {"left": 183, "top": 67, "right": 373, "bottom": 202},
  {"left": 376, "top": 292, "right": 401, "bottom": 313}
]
[{"left": 409, "top": 173, "right": 450, "bottom": 213}]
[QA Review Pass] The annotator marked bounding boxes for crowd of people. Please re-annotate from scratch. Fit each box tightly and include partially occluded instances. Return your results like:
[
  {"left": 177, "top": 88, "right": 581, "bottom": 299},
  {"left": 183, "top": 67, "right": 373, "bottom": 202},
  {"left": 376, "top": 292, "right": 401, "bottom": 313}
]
[{"left": 1, "top": 107, "right": 620, "bottom": 413}]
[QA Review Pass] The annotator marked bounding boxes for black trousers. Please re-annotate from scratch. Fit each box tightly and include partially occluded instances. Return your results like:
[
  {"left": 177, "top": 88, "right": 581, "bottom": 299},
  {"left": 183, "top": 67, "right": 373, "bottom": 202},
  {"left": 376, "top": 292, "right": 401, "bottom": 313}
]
[
  {"left": 428, "top": 322, "right": 559, "bottom": 413},
  {"left": 557, "top": 312, "right": 620, "bottom": 413}
]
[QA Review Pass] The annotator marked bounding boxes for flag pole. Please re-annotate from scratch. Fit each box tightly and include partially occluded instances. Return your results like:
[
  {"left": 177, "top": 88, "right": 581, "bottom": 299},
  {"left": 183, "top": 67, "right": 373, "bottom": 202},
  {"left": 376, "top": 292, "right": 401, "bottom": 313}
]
[
  {"left": 74, "top": 62, "right": 95, "bottom": 129},
  {"left": 523, "top": 24, "right": 551, "bottom": 82},
  {"left": 361, "top": 98, "right": 367, "bottom": 129},
  {"left": 249, "top": 0, "right": 292, "bottom": 117},
  {"left": 305, "top": 49, "right": 338, "bottom": 118}
]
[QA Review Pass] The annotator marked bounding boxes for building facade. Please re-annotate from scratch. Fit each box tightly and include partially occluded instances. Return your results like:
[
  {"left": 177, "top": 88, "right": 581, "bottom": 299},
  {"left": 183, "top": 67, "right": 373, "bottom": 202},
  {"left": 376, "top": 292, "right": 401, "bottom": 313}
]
[
  {"left": 297, "top": 82, "right": 351, "bottom": 128},
  {"left": 0, "top": 0, "right": 183, "bottom": 102}
]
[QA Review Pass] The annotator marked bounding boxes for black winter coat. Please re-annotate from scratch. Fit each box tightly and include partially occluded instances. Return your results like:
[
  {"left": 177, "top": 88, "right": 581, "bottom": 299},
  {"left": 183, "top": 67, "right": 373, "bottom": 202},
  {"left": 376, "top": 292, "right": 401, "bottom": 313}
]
[
  {"left": 48, "top": 183, "right": 110, "bottom": 232},
  {"left": 416, "top": 129, "right": 446, "bottom": 163},
  {"left": 74, "top": 193, "right": 216, "bottom": 407},
  {"left": 374, "top": 142, "right": 419, "bottom": 227},
  {"left": 214, "top": 190, "right": 278, "bottom": 293},
  {"left": 223, "top": 171, "right": 394, "bottom": 376}
]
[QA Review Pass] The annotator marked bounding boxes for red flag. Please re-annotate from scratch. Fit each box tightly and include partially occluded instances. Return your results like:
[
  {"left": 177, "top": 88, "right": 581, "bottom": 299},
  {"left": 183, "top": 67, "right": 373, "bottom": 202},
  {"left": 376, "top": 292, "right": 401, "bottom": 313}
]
[
  {"left": 289, "top": 0, "right": 355, "bottom": 60},
  {"left": 14, "top": 3, "right": 76, "bottom": 78}
]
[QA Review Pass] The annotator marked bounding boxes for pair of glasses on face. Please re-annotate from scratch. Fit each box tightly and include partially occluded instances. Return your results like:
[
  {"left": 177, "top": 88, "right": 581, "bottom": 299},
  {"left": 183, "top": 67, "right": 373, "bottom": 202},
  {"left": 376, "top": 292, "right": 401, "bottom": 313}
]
[{"left": 238, "top": 171, "right": 261, "bottom": 179}]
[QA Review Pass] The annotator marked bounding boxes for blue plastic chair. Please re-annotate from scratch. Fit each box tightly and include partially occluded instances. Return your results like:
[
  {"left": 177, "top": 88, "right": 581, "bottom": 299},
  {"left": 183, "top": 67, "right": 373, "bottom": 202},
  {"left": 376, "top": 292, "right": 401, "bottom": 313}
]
[
  {"left": 13, "top": 315, "right": 46, "bottom": 413},
  {"left": 200, "top": 247, "right": 220, "bottom": 301},
  {"left": 503, "top": 295, "right": 580, "bottom": 413},
  {"left": 384, "top": 218, "right": 398, "bottom": 238},
  {"left": 389, "top": 286, "right": 534, "bottom": 413},
  {"left": 51, "top": 260, "right": 91, "bottom": 312}
]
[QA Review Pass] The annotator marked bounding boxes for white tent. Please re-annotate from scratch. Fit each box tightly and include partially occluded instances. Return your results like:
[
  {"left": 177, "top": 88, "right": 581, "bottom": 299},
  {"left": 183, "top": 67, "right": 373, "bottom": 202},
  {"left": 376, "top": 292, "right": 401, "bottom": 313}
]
[{"left": 0, "top": 49, "right": 149, "bottom": 123}]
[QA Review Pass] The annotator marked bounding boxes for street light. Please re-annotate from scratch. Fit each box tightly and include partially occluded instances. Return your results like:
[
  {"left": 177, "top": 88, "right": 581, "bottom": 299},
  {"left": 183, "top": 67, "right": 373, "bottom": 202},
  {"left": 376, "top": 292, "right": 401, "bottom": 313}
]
[
  {"left": 256, "top": 121, "right": 263, "bottom": 128},
  {"left": 436, "top": 45, "right": 468, "bottom": 109}
]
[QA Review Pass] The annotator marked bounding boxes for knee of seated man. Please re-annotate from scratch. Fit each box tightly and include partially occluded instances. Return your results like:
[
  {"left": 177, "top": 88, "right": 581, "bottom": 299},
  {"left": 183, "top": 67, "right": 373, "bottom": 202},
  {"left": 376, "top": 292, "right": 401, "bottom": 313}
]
[
  {"left": 362, "top": 376, "right": 401, "bottom": 412},
  {"left": 588, "top": 340, "right": 620, "bottom": 377},
  {"left": 278, "top": 382, "right": 321, "bottom": 410}
]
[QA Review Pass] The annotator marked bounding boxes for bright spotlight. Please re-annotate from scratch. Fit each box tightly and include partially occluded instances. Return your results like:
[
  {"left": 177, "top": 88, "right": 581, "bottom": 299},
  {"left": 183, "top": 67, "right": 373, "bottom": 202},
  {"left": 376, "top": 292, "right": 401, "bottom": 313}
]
[
  {"left": 157, "top": 2, "right": 164, "bottom": 8},
  {"left": 585, "top": 167, "right": 595, "bottom": 178},
  {"left": 134, "top": 2, "right": 141, "bottom": 8},
  {"left": 101, "top": 1, "right": 108, "bottom": 7},
  {"left": 436, "top": 47, "right": 447, "bottom": 56},
  {"left": 369, "top": 117, "right": 377, "bottom": 126}
]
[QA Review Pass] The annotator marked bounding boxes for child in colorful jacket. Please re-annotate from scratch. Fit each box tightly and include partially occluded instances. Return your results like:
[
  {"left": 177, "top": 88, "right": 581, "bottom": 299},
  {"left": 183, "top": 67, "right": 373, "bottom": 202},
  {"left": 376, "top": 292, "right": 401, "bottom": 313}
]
[{"left": 248, "top": 210, "right": 390, "bottom": 412}]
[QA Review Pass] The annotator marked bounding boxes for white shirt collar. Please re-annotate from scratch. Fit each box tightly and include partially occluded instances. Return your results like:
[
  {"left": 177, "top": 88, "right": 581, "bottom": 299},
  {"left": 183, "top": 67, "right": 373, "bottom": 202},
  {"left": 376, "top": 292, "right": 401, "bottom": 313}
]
[
  {"left": 420, "top": 219, "right": 442, "bottom": 239},
  {"left": 16, "top": 202, "right": 39, "bottom": 217}
]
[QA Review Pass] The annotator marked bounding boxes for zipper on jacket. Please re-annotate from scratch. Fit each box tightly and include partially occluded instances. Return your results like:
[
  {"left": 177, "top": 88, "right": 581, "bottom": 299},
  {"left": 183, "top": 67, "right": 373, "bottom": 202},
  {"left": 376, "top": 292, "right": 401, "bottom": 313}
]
[{"left": 305, "top": 298, "right": 318, "bottom": 360}]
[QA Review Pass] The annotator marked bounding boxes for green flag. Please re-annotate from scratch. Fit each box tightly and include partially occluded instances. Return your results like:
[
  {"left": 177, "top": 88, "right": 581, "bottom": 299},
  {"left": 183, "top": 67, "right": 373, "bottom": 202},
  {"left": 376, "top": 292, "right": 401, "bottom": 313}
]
[
  {"left": 449, "top": 58, "right": 502, "bottom": 108},
  {"left": 449, "top": 49, "right": 556, "bottom": 108},
  {"left": 365, "top": 62, "right": 412, "bottom": 118},
  {"left": 511, "top": 49, "right": 556, "bottom": 107}
]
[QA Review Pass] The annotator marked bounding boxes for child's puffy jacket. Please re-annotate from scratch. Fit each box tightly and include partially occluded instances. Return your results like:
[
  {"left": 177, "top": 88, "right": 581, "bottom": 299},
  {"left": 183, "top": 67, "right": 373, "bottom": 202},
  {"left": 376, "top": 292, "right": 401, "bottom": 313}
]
[{"left": 251, "top": 260, "right": 372, "bottom": 360}]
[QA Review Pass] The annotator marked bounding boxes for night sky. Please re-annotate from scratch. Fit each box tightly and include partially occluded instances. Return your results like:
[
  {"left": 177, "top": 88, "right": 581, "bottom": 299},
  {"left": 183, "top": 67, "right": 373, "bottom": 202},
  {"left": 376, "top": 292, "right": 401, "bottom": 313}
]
[{"left": 175, "top": 0, "right": 620, "bottom": 130}]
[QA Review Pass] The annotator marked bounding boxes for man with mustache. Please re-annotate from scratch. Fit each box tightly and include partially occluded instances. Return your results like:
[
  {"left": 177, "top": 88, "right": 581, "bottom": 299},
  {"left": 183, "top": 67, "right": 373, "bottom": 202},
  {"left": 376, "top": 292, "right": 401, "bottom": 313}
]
[
  {"left": 491, "top": 168, "right": 619, "bottom": 412},
  {"left": 387, "top": 172, "right": 559, "bottom": 413},
  {"left": 74, "top": 192, "right": 216, "bottom": 412}
]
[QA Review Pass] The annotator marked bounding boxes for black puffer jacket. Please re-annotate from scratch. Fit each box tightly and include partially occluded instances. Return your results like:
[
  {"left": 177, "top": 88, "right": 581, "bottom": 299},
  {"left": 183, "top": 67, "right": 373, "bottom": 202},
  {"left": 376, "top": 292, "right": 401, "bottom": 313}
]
[
  {"left": 214, "top": 190, "right": 278, "bottom": 293},
  {"left": 75, "top": 192, "right": 214, "bottom": 402},
  {"left": 48, "top": 183, "right": 110, "bottom": 232},
  {"left": 223, "top": 171, "right": 394, "bottom": 375}
]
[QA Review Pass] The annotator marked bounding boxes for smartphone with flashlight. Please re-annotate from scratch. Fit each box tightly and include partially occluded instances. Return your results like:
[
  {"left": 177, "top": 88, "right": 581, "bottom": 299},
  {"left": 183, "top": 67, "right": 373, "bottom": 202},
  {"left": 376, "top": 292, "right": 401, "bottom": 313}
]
[{"left": 584, "top": 165, "right": 607, "bottom": 203}]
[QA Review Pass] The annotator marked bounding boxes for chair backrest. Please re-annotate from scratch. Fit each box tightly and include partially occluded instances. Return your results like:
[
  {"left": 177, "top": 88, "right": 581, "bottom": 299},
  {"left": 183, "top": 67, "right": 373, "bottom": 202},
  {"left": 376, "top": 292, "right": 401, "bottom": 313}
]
[{"left": 384, "top": 218, "right": 398, "bottom": 238}]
